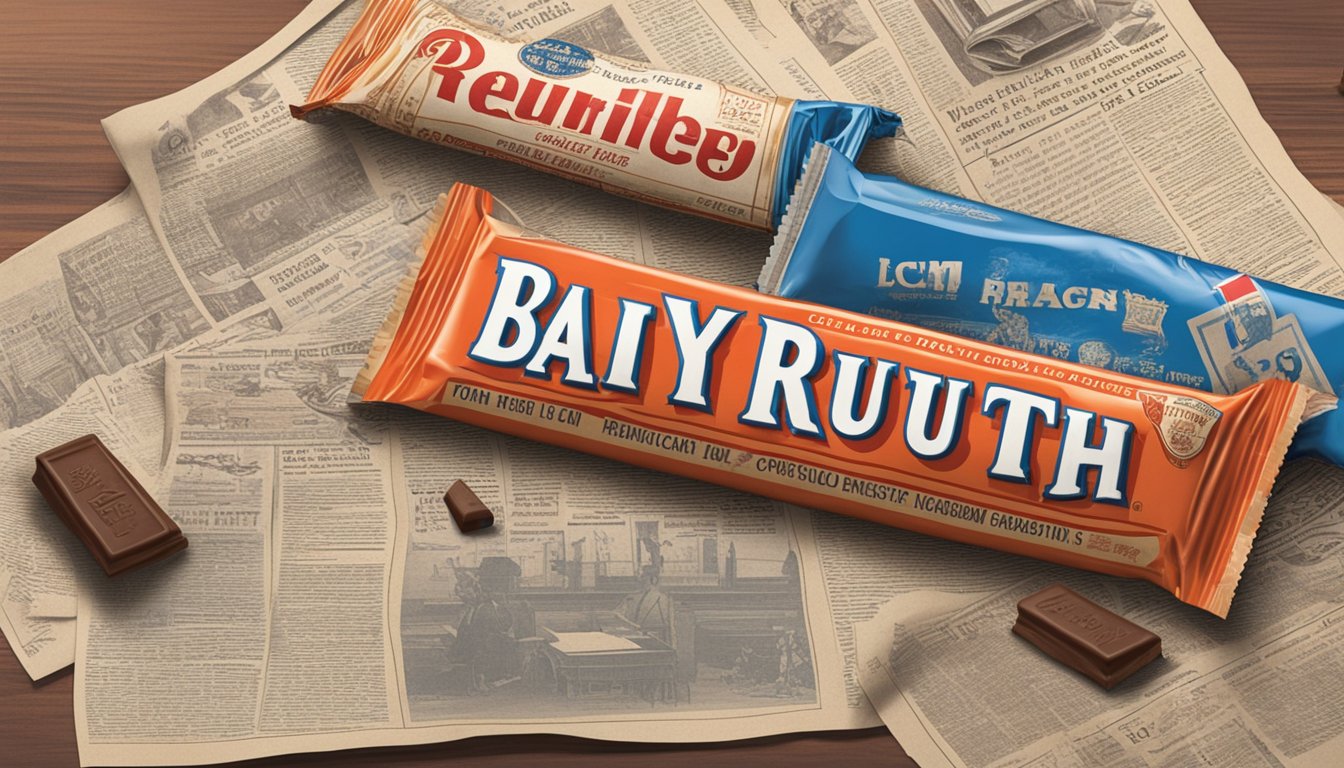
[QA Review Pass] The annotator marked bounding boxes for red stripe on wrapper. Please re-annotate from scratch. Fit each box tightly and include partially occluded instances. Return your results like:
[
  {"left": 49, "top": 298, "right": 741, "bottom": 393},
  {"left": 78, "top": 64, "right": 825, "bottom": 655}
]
[{"left": 1217, "top": 274, "right": 1258, "bottom": 303}]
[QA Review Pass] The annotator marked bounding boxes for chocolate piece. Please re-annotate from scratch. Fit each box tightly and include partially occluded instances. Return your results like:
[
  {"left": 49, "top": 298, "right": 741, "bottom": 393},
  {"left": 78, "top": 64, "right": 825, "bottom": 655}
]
[
  {"left": 444, "top": 480, "right": 493, "bottom": 532},
  {"left": 33, "top": 435, "right": 187, "bottom": 576},
  {"left": 1012, "top": 584, "right": 1161, "bottom": 689}
]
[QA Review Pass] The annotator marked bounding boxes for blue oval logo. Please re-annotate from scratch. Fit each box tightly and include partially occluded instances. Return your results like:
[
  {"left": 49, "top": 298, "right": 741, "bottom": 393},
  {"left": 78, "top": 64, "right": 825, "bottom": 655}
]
[{"left": 518, "top": 39, "right": 594, "bottom": 79}]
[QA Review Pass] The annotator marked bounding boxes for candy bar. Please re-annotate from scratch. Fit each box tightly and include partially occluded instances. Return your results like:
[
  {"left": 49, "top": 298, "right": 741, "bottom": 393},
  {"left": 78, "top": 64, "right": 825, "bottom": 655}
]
[
  {"left": 352, "top": 183, "right": 1333, "bottom": 617},
  {"left": 1013, "top": 583, "right": 1162, "bottom": 689},
  {"left": 444, "top": 480, "right": 493, "bottom": 532},
  {"left": 292, "top": 0, "right": 900, "bottom": 229},
  {"left": 33, "top": 434, "right": 187, "bottom": 576},
  {"left": 760, "top": 144, "right": 1344, "bottom": 466}
]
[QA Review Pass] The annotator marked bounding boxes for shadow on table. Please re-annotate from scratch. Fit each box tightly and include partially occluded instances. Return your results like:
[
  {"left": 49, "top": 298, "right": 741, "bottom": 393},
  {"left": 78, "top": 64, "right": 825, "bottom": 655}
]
[{"left": 225, "top": 726, "right": 915, "bottom": 767}]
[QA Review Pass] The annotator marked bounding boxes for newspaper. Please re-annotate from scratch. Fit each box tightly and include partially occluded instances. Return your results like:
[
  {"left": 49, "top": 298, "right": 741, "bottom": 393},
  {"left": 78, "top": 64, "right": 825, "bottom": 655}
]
[
  {"left": 0, "top": 0, "right": 1331, "bottom": 754},
  {"left": 700, "top": 0, "right": 1344, "bottom": 705},
  {"left": 0, "top": 373, "right": 153, "bottom": 680},
  {"left": 74, "top": 323, "right": 867, "bottom": 765},
  {"left": 0, "top": 190, "right": 164, "bottom": 678},
  {"left": 0, "top": 184, "right": 296, "bottom": 680},
  {"left": 0, "top": 184, "right": 412, "bottom": 682},
  {"left": 854, "top": 458, "right": 1344, "bottom": 767},
  {"left": 1, "top": 0, "right": 778, "bottom": 683},
  {"left": 0, "top": 0, "right": 427, "bottom": 680}
]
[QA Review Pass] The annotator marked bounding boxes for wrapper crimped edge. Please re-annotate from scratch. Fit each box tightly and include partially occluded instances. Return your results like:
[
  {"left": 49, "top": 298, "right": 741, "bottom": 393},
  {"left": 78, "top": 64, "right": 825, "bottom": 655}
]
[
  {"left": 758, "top": 142, "right": 831, "bottom": 294},
  {"left": 350, "top": 192, "right": 449, "bottom": 400},
  {"left": 1205, "top": 386, "right": 1334, "bottom": 617},
  {"left": 292, "top": 0, "right": 417, "bottom": 120}
]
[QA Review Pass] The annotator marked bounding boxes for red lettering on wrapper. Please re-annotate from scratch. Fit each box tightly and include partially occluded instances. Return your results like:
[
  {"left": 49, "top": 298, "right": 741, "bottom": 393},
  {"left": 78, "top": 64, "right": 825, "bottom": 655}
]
[
  {"left": 415, "top": 28, "right": 757, "bottom": 182},
  {"left": 417, "top": 28, "right": 485, "bottom": 102}
]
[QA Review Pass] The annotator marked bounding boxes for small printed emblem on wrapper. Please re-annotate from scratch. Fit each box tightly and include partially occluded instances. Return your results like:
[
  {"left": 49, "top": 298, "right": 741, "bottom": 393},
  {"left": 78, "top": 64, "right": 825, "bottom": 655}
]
[
  {"left": 1138, "top": 391, "right": 1222, "bottom": 466},
  {"left": 518, "top": 39, "right": 594, "bottom": 78},
  {"left": 1121, "top": 291, "right": 1168, "bottom": 340}
]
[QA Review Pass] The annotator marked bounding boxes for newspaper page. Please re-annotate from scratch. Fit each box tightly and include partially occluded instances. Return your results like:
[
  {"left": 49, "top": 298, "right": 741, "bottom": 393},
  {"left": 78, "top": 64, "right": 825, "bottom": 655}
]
[
  {"left": 0, "top": 374, "right": 160, "bottom": 681},
  {"left": 703, "top": 0, "right": 1344, "bottom": 707},
  {"left": 1, "top": 310, "right": 300, "bottom": 685},
  {"left": 0, "top": 286, "right": 285, "bottom": 681},
  {"left": 0, "top": 187, "right": 215, "bottom": 680},
  {"left": 0, "top": 1, "right": 357, "bottom": 680},
  {"left": 98, "top": 6, "right": 425, "bottom": 330},
  {"left": 737, "top": 0, "right": 1344, "bottom": 293},
  {"left": 0, "top": 0, "right": 444, "bottom": 681},
  {"left": 0, "top": 164, "right": 414, "bottom": 681},
  {"left": 3, "top": 0, "right": 784, "bottom": 684},
  {"left": 854, "top": 459, "right": 1344, "bottom": 767},
  {"left": 74, "top": 321, "right": 868, "bottom": 765}
]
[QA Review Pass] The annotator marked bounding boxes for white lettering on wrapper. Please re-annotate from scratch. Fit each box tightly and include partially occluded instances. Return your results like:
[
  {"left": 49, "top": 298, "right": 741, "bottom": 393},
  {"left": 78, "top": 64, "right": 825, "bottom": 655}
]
[
  {"left": 468, "top": 257, "right": 556, "bottom": 365},
  {"left": 462, "top": 255, "right": 1143, "bottom": 507},
  {"left": 524, "top": 284, "right": 595, "bottom": 387},
  {"left": 663, "top": 296, "right": 744, "bottom": 412},
  {"left": 739, "top": 317, "right": 827, "bottom": 437},
  {"left": 1044, "top": 408, "right": 1133, "bottom": 505},
  {"left": 829, "top": 353, "right": 901, "bottom": 440},
  {"left": 982, "top": 384, "right": 1060, "bottom": 483},
  {"left": 600, "top": 298, "right": 657, "bottom": 394},
  {"left": 903, "top": 368, "right": 974, "bottom": 459}
]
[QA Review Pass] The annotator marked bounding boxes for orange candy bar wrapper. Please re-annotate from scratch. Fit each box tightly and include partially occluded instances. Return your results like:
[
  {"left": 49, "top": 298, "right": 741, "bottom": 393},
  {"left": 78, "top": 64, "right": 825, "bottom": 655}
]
[{"left": 355, "top": 185, "right": 1334, "bottom": 618}]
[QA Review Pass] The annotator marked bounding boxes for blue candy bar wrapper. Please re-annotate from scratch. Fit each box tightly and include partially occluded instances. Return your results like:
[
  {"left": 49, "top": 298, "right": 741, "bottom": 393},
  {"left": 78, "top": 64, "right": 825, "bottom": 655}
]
[
  {"left": 773, "top": 102, "right": 903, "bottom": 228},
  {"left": 761, "top": 144, "right": 1343, "bottom": 465}
]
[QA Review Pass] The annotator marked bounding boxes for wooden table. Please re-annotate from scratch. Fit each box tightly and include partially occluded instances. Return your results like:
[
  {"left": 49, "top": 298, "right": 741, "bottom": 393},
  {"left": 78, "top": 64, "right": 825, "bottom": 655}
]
[{"left": 1, "top": 1, "right": 1340, "bottom": 765}]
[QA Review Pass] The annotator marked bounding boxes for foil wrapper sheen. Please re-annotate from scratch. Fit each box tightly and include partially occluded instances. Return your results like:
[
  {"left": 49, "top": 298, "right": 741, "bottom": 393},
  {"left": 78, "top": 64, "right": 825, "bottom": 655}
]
[
  {"left": 292, "top": 0, "right": 899, "bottom": 229},
  {"left": 762, "top": 144, "right": 1344, "bottom": 466},
  {"left": 353, "top": 182, "right": 1331, "bottom": 618}
]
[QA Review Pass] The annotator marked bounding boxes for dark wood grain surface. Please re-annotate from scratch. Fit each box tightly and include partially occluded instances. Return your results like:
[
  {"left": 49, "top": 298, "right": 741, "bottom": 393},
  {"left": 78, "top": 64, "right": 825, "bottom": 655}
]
[{"left": 1, "top": 1, "right": 1340, "bottom": 766}]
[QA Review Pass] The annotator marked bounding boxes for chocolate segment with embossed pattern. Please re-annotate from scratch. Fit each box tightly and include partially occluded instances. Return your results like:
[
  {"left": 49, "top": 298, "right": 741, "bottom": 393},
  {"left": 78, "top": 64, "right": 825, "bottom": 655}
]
[
  {"left": 33, "top": 434, "right": 187, "bottom": 576},
  {"left": 444, "top": 480, "right": 494, "bottom": 533},
  {"left": 1013, "top": 584, "right": 1161, "bottom": 689}
]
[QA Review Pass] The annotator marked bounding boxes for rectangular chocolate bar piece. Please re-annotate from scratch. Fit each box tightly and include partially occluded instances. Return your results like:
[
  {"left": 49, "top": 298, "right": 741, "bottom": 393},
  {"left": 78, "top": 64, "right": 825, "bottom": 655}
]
[
  {"left": 33, "top": 434, "right": 187, "bottom": 576},
  {"left": 1012, "top": 584, "right": 1161, "bottom": 689},
  {"left": 444, "top": 480, "right": 493, "bottom": 532}
]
